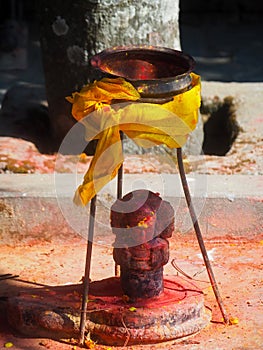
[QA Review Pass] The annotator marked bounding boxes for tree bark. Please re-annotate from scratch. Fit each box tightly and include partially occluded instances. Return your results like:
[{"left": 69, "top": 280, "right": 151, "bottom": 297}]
[{"left": 39, "top": 0, "right": 180, "bottom": 152}]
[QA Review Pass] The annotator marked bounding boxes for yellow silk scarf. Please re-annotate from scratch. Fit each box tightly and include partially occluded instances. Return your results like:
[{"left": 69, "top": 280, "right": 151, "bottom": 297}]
[{"left": 66, "top": 74, "right": 201, "bottom": 206}]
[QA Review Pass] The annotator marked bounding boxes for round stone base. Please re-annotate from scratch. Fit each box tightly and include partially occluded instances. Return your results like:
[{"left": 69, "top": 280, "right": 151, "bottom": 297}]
[
  {"left": 7, "top": 276, "right": 211, "bottom": 346},
  {"left": 85, "top": 276, "right": 211, "bottom": 346}
]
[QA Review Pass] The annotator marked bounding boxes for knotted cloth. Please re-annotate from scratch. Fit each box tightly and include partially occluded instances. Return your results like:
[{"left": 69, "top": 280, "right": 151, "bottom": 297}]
[{"left": 66, "top": 73, "right": 201, "bottom": 206}]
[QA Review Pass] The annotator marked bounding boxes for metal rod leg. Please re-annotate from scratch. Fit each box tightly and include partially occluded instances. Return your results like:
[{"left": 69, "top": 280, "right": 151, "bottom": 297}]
[
  {"left": 79, "top": 195, "right": 97, "bottom": 345},
  {"left": 117, "top": 130, "right": 124, "bottom": 199},
  {"left": 115, "top": 131, "right": 124, "bottom": 276},
  {"left": 177, "top": 148, "right": 229, "bottom": 324},
  {"left": 114, "top": 163, "right": 123, "bottom": 277},
  {"left": 117, "top": 163, "right": 123, "bottom": 199}
]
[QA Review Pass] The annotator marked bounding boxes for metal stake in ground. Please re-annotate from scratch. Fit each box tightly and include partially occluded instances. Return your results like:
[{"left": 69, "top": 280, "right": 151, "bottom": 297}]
[
  {"left": 79, "top": 195, "right": 97, "bottom": 345},
  {"left": 176, "top": 147, "right": 229, "bottom": 324}
]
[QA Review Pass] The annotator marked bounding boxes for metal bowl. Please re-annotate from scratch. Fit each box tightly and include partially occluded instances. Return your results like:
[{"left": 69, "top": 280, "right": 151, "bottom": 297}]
[{"left": 90, "top": 45, "right": 195, "bottom": 98}]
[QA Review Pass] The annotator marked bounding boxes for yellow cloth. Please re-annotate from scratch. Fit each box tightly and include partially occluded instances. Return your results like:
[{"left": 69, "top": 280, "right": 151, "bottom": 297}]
[{"left": 66, "top": 74, "right": 201, "bottom": 206}]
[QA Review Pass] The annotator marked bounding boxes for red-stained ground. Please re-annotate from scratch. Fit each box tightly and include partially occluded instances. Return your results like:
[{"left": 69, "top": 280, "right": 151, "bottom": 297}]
[{"left": 0, "top": 235, "right": 262, "bottom": 350}]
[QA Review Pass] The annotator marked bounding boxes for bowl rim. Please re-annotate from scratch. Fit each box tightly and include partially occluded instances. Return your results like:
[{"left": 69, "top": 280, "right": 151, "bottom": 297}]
[{"left": 90, "top": 45, "right": 195, "bottom": 82}]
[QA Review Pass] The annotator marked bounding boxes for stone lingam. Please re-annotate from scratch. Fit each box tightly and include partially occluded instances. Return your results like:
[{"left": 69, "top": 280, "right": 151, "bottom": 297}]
[{"left": 111, "top": 189, "right": 174, "bottom": 300}]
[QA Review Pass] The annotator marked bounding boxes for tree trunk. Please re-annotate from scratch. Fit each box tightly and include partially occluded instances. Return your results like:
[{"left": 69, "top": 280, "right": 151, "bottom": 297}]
[{"left": 39, "top": 0, "right": 180, "bottom": 152}]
